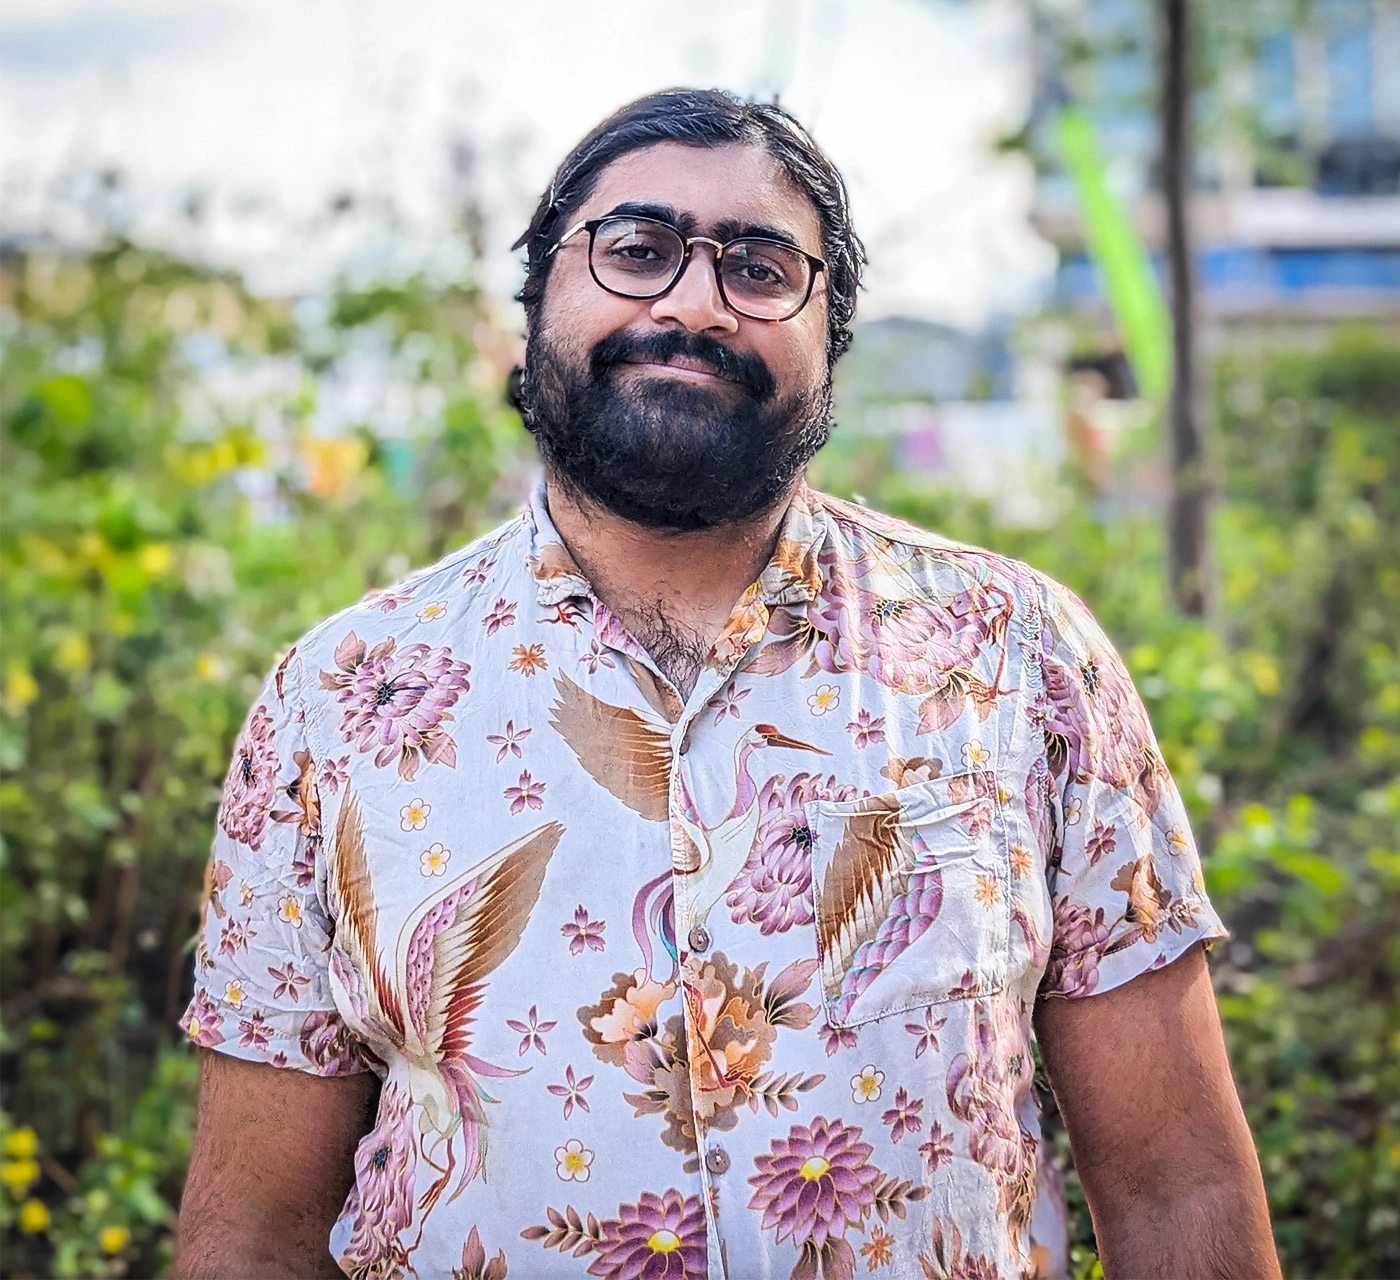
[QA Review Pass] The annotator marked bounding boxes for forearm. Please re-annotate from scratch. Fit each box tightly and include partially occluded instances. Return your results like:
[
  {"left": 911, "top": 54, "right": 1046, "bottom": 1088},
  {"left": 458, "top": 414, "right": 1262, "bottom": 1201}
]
[
  {"left": 175, "top": 1221, "right": 344, "bottom": 1280},
  {"left": 1085, "top": 1159, "right": 1279, "bottom": 1279}
]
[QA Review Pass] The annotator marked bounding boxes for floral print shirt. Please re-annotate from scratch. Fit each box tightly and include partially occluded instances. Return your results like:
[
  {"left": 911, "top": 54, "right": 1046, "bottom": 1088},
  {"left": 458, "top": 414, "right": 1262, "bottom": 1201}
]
[{"left": 184, "top": 484, "right": 1225, "bottom": 1280}]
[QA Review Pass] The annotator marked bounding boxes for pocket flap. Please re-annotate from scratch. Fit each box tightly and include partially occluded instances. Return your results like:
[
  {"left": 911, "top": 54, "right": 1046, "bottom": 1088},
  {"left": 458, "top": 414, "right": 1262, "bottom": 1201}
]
[{"left": 807, "top": 770, "right": 1009, "bottom": 1028}]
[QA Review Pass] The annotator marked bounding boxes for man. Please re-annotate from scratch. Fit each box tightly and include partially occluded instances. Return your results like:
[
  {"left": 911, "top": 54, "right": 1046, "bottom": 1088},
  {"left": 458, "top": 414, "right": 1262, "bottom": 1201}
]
[{"left": 176, "top": 89, "right": 1278, "bottom": 1280}]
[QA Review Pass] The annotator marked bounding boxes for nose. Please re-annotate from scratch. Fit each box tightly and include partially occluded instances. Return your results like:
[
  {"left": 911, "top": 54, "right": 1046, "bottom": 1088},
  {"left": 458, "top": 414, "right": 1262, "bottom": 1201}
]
[{"left": 649, "top": 241, "right": 740, "bottom": 335}]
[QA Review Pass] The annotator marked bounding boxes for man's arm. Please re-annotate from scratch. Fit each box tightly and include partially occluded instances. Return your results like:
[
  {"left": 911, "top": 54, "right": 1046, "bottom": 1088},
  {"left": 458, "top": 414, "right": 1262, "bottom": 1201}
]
[
  {"left": 175, "top": 1051, "right": 380, "bottom": 1279},
  {"left": 1035, "top": 943, "right": 1279, "bottom": 1280}
]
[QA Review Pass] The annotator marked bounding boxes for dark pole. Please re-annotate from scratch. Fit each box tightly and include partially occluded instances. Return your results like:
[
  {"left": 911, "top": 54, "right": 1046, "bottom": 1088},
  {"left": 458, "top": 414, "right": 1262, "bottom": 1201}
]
[{"left": 1162, "top": 0, "right": 1209, "bottom": 617}]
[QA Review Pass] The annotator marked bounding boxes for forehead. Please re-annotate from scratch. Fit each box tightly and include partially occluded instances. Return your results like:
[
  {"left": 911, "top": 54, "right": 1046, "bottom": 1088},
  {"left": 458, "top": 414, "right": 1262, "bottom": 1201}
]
[{"left": 576, "top": 141, "right": 823, "bottom": 249}]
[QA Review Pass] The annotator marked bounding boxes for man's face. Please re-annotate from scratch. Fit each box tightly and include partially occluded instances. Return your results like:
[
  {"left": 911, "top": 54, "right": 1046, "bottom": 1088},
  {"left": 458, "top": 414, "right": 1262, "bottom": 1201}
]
[{"left": 523, "top": 141, "right": 834, "bottom": 531}]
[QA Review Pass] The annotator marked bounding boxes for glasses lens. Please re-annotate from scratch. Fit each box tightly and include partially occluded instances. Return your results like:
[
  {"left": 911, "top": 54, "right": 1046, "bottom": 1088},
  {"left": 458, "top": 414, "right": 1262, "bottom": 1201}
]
[
  {"left": 590, "top": 218, "right": 684, "bottom": 295},
  {"left": 719, "top": 241, "right": 811, "bottom": 319}
]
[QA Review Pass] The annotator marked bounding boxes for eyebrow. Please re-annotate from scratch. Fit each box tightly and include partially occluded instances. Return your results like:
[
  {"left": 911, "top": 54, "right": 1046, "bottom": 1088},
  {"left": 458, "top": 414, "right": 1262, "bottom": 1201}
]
[{"left": 601, "top": 202, "right": 806, "bottom": 250}]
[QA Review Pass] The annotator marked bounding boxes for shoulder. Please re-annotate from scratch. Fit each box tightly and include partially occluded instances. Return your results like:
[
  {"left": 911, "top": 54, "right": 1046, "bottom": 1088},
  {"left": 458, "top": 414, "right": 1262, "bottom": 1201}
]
[
  {"left": 809, "top": 488, "right": 1066, "bottom": 623},
  {"left": 276, "top": 508, "right": 531, "bottom": 691}
]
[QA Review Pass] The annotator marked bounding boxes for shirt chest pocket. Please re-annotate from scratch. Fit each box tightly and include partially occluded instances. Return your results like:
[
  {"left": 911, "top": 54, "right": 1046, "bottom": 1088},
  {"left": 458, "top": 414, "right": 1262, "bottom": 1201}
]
[{"left": 806, "top": 770, "right": 1010, "bottom": 1029}]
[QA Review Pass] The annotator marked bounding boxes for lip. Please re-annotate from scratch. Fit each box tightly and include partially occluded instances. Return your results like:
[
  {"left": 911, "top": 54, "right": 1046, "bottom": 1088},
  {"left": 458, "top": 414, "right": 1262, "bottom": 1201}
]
[{"left": 620, "top": 357, "right": 735, "bottom": 384}]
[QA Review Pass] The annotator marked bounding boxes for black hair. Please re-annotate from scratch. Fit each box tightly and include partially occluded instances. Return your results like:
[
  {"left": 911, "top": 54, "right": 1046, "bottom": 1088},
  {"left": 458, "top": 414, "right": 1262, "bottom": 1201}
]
[{"left": 512, "top": 88, "right": 865, "bottom": 365}]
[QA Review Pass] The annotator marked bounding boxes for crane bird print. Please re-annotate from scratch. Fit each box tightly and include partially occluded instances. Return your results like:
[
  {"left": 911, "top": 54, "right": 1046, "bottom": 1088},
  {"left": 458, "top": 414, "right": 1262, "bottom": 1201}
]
[{"left": 327, "top": 788, "right": 564, "bottom": 1214}]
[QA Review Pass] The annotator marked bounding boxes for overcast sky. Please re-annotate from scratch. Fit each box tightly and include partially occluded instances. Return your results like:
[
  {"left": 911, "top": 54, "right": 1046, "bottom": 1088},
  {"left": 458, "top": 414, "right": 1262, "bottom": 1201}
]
[{"left": 0, "top": 0, "right": 1056, "bottom": 330}]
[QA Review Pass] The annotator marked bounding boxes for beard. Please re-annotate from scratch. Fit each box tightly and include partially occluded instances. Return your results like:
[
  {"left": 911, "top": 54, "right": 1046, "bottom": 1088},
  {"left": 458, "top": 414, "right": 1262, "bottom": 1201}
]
[{"left": 518, "top": 322, "right": 833, "bottom": 532}]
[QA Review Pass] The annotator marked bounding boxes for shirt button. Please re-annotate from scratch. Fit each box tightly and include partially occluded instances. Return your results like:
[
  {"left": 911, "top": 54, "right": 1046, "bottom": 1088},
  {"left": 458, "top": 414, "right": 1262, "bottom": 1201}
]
[
  {"left": 687, "top": 924, "right": 711, "bottom": 953},
  {"left": 705, "top": 1146, "right": 730, "bottom": 1176}
]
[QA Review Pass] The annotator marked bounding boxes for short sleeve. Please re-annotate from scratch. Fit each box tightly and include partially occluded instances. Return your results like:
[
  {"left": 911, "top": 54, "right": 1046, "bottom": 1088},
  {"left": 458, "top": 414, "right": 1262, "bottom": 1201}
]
[
  {"left": 1035, "top": 579, "right": 1227, "bottom": 998},
  {"left": 180, "top": 645, "right": 366, "bottom": 1075}
]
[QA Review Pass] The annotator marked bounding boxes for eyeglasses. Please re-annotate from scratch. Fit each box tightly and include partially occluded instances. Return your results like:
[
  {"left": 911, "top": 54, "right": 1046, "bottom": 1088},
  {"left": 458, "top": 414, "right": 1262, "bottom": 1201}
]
[{"left": 547, "top": 215, "right": 826, "bottom": 322}]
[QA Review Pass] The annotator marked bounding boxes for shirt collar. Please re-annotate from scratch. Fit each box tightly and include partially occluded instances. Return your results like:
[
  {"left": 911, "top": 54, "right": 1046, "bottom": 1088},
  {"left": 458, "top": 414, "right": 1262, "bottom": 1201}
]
[{"left": 523, "top": 481, "right": 828, "bottom": 608}]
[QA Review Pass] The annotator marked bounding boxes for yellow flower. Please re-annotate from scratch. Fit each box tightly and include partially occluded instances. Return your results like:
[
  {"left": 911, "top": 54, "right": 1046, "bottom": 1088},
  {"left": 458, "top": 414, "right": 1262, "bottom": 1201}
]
[
  {"left": 0, "top": 1159, "right": 40, "bottom": 1193},
  {"left": 18, "top": 1199, "right": 50, "bottom": 1234},
  {"left": 4, "top": 664, "right": 39, "bottom": 713},
  {"left": 2, "top": 1128, "right": 38, "bottom": 1159},
  {"left": 99, "top": 1225, "right": 131, "bottom": 1255},
  {"left": 139, "top": 542, "right": 174, "bottom": 576}
]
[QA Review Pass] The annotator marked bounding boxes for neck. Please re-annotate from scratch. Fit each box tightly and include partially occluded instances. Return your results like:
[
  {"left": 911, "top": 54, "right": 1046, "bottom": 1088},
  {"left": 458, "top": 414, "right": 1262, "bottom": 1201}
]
[{"left": 543, "top": 473, "right": 795, "bottom": 697}]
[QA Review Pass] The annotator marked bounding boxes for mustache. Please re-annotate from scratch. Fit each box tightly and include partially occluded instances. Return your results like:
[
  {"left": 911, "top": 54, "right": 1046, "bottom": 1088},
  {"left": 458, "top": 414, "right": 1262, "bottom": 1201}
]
[{"left": 588, "top": 329, "right": 777, "bottom": 401}]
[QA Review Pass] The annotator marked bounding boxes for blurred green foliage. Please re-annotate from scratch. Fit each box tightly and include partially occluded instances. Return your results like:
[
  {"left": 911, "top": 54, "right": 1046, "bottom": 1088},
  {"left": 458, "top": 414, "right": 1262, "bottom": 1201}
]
[
  {"left": 2, "top": 242, "right": 1397, "bottom": 1277},
  {"left": 0, "top": 243, "right": 528, "bottom": 1277}
]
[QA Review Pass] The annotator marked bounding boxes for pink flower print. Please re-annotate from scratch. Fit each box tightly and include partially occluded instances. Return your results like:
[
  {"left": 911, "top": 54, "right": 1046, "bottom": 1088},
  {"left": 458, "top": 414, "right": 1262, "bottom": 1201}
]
[
  {"left": 919, "top": 1121, "right": 954, "bottom": 1173},
  {"left": 748, "top": 1116, "right": 881, "bottom": 1252},
  {"left": 547, "top": 1064, "right": 595, "bottom": 1120},
  {"left": 291, "top": 845, "right": 315, "bottom": 888},
  {"left": 881, "top": 1087, "right": 923, "bottom": 1142},
  {"left": 707, "top": 684, "right": 750, "bottom": 725},
  {"left": 727, "top": 773, "right": 856, "bottom": 935},
  {"left": 267, "top": 962, "right": 310, "bottom": 1003},
  {"left": 364, "top": 586, "right": 414, "bottom": 613},
  {"left": 562, "top": 905, "right": 606, "bottom": 955},
  {"left": 505, "top": 770, "right": 546, "bottom": 814},
  {"left": 298, "top": 1009, "right": 363, "bottom": 1077},
  {"left": 590, "top": 1189, "right": 708, "bottom": 1280},
  {"left": 320, "top": 631, "right": 471, "bottom": 782},
  {"left": 506, "top": 1005, "right": 557, "bottom": 1056},
  {"left": 319, "top": 754, "right": 349, "bottom": 794},
  {"left": 458, "top": 1226, "right": 508, "bottom": 1280},
  {"left": 1085, "top": 819, "right": 1118, "bottom": 866},
  {"left": 218, "top": 916, "right": 256, "bottom": 957},
  {"left": 509, "top": 643, "right": 548, "bottom": 676},
  {"left": 579, "top": 640, "right": 615, "bottom": 674},
  {"left": 183, "top": 991, "right": 225, "bottom": 1047},
  {"left": 482, "top": 597, "right": 517, "bottom": 635},
  {"left": 818, "top": 1021, "right": 858, "bottom": 1057},
  {"left": 541, "top": 600, "right": 584, "bottom": 629},
  {"left": 845, "top": 708, "right": 886, "bottom": 748},
  {"left": 344, "top": 1081, "right": 416, "bottom": 1275},
  {"left": 238, "top": 1010, "right": 272, "bottom": 1051},
  {"left": 906, "top": 1006, "right": 948, "bottom": 1059},
  {"left": 487, "top": 719, "right": 531, "bottom": 763},
  {"left": 461, "top": 557, "right": 495, "bottom": 588},
  {"left": 218, "top": 704, "right": 280, "bottom": 849},
  {"left": 1045, "top": 898, "right": 1111, "bottom": 997}
]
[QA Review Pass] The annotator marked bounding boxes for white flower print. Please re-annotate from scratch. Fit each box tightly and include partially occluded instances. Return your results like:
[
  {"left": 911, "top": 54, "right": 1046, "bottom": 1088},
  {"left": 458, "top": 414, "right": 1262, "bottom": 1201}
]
[
  {"left": 276, "top": 895, "right": 304, "bottom": 929},
  {"left": 420, "top": 842, "right": 451, "bottom": 877},
  {"left": 554, "top": 1138, "right": 594, "bottom": 1183},
  {"left": 223, "top": 978, "right": 247, "bottom": 1010},
  {"left": 807, "top": 683, "right": 840, "bottom": 716},
  {"left": 416, "top": 600, "right": 448, "bottom": 622},
  {"left": 399, "top": 798, "right": 431, "bottom": 832},
  {"left": 850, "top": 1064, "right": 885, "bottom": 1104},
  {"left": 962, "top": 739, "right": 990, "bottom": 769}
]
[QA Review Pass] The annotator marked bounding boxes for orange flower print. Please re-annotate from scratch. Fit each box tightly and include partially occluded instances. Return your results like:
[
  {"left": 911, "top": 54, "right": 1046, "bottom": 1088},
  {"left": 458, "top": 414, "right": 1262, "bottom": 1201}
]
[
  {"left": 861, "top": 1225, "right": 895, "bottom": 1269},
  {"left": 974, "top": 874, "right": 1001, "bottom": 908},
  {"left": 1008, "top": 842, "right": 1032, "bottom": 879},
  {"left": 509, "top": 643, "right": 548, "bottom": 676}
]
